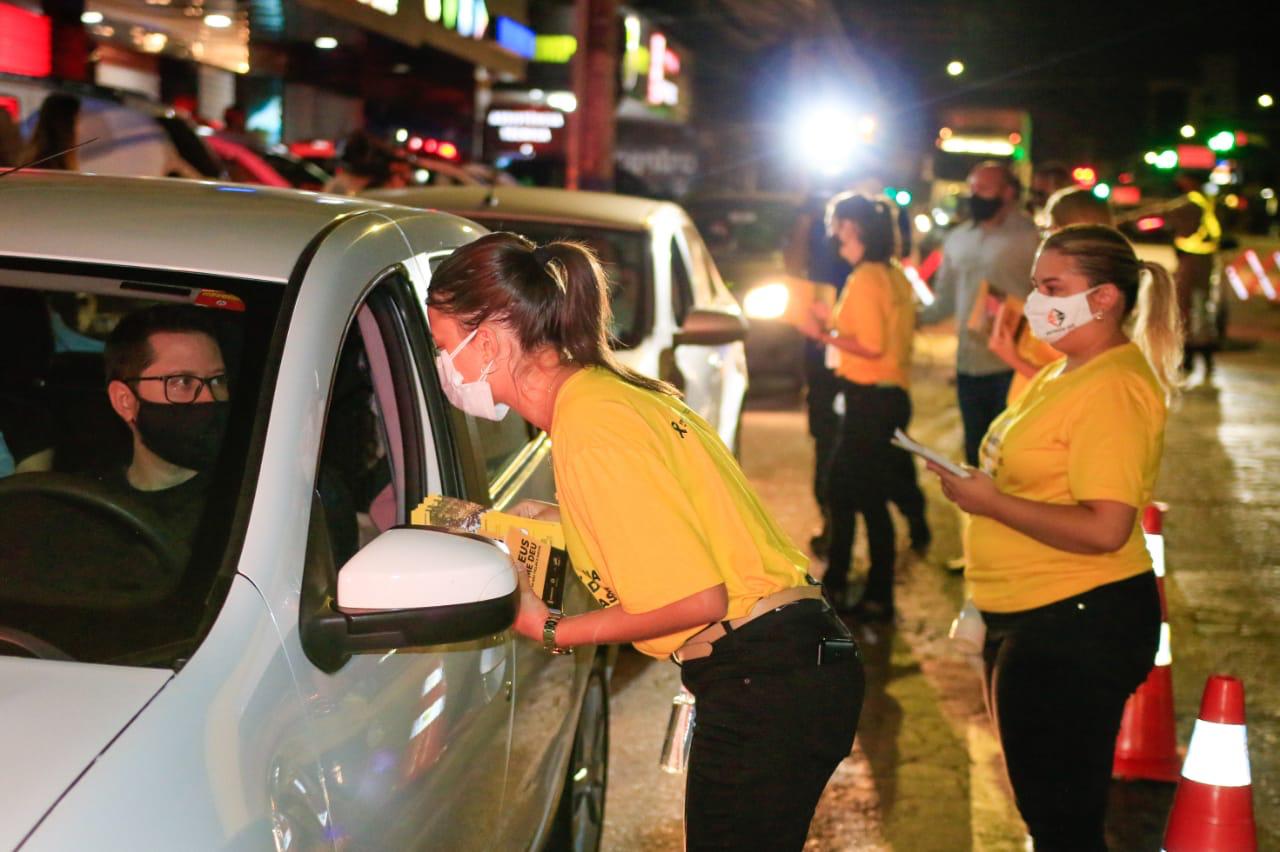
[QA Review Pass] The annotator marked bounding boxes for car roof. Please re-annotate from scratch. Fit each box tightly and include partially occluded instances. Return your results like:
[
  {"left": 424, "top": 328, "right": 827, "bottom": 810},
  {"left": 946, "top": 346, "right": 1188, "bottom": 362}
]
[
  {"left": 367, "top": 185, "right": 674, "bottom": 231},
  {"left": 0, "top": 171, "right": 412, "bottom": 282}
]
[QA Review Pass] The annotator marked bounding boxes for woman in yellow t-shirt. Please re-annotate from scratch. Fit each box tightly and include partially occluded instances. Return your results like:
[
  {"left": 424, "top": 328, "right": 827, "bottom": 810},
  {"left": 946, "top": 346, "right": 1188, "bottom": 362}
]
[
  {"left": 426, "top": 232, "right": 863, "bottom": 851},
  {"left": 928, "top": 225, "right": 1183, "bottom": 850},
  {"left": 798, "top": 193, "right": 922, "bottom": 621}
]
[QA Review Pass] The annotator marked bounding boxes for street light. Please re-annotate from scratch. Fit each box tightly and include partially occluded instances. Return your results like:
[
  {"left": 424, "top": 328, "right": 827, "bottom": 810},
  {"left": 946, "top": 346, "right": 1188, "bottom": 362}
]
[
  {"left": 1180, "top": 124, "right": 1195, "bottom": 138},
  {"left": 204, "top": 13, "right": 232, "bottom": 28},
  {"left": 315, "top": 36, "right": 338, "bottom": 50},
  {"left": 1208, "top": 130, "right": 1235, "bottom": 153},
  {"left": 1260, "top": 94, "right": 1275, "bottom": 109},
  {"left": 946, "top": 60, "right": 965, "bottom": 77}
]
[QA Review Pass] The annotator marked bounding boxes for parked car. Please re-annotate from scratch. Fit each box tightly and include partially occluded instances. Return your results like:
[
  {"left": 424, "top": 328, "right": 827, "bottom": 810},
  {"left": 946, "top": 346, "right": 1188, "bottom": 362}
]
[
  {"left": 0, "top": 172, "right": 606, "bottom": 851},
  {"left": 367, "top": 185, "right": 750, "bottom": 452},
  {"left": 1, "top": 73, "right": 222, "bottom": 179},
  {"left": 683, "top": 192, "right": 808, "bottom": 397}
]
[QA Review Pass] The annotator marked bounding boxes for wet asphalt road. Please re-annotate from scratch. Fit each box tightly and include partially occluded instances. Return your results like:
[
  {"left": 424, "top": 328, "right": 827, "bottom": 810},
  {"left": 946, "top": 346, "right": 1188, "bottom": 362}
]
[{"left": 601, "top": 246, "right": 1280, "bottom": 850}]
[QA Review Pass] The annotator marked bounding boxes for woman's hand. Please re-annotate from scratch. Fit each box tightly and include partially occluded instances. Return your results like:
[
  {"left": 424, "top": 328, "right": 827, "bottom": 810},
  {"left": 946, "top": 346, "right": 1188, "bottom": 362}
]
[
  {"left": 926, "top": 461, "right": 1002, "bottom": 517},
  {"left": 511, "top": 561, "right": 550, "bottom": 642},
  {"left": 507, "top": 498, "right": 561, "bottom": 524}
]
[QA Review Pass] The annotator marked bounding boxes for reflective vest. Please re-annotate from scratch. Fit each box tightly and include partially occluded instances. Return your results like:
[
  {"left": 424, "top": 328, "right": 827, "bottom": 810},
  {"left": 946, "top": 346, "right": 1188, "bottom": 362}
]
[{"left": 1173, "top": 191, "right": 1221, "bottom": 255}]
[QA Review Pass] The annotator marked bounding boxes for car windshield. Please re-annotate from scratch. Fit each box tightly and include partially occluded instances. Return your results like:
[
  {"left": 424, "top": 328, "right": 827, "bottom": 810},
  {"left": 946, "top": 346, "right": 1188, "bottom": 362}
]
[
  {"left": 0, "top": 269, "right": 281, "bottom": 668},
  {"left": 462, "top": 217, "right": 649, "bottom": 348}
]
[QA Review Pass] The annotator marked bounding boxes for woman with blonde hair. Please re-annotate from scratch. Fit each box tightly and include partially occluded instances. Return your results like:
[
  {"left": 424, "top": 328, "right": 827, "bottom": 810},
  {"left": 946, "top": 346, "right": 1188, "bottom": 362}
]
[{"left": 929, "top": 224, "right": 1182, "bottom": 850}]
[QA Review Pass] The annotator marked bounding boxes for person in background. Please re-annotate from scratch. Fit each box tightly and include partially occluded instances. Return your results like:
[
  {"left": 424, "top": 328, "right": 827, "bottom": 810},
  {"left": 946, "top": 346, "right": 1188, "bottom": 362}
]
[
  {"left": 784, "top": 191, "right": 852, "bottom": 557},
  {"left": 928, "top": 224, "right": 1182, "bottom": 850},
  {"left": 21, "top": 93, "right": 80, "bottom": 171},
  {"left": 1029, "top": 161, "right": 1073, "bottom": 221},
  {"left": 797, "top": 193, "right": 923, "bottom": 620},
  {"left": 220, "top": 103, "right": 261, "bottom": 150},
  {"left": 426, "top": 232, "right": 863, "bottom": 851},
  {"left": 1167, "top": 172, "right": 1222, "bottom": 381},
  {"left": 989, "top": 187, "right": 1116, "bottom": 403},
  {"left": 323, "top": 130, "right": 392, "bottom": 195},
  {"left": 918, "top": 161, "right": 1040, "bottom": 467}
]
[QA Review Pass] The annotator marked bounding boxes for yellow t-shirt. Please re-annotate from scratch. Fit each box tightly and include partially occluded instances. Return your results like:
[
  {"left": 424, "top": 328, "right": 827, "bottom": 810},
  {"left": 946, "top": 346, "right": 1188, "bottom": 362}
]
[
  {"left": 831, "top": 261, "right": 916, "bottom": 387},
  {"left": 551, "top": 367, "right": 810, "bottom": 658},
  {"left": 965, "top": 342, "right": 1165, "bottom": 613}
]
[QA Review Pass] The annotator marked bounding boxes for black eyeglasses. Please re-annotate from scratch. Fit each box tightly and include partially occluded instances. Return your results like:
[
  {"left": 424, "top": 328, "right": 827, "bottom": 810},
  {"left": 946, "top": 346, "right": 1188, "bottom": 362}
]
[{"left": 125, "top": 373, "right": 230, "bottom": 404}]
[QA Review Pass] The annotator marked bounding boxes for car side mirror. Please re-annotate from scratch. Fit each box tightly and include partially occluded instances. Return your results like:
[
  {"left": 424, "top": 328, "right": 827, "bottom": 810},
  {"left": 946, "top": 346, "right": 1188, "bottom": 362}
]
[
  {"left": 674, "top": 306, "right": 748, "bottom": 346},
  {"left": 301, "top": 526, "right": 517, "bottom": 673}
]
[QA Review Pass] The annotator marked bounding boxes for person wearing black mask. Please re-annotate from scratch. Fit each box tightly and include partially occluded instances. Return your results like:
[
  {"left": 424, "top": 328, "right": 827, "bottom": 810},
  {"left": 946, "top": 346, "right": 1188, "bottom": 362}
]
[
  {"left": 101, "top": 305, "right": 229, "bottom": 555},
  {"left": 918, "top": 162, "right": 1039, "bottom": 470}
]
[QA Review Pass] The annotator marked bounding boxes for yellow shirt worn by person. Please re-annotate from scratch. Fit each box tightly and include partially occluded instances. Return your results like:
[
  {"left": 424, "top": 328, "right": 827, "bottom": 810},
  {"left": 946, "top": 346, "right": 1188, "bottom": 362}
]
[
  {"left": 831, "top": 261, "right": 916, "bottom": 387},
  {"left": 965, "top": 342, "right": 1166, "bottom": 613},
  {"left": 551, "top": 367, "right": 810, "bottom": 658}
]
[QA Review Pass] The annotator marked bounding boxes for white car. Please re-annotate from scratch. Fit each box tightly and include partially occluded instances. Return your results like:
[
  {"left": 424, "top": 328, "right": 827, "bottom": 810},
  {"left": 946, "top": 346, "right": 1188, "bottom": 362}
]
[
  {"left": 367, "top": 185, "right": 750, "bottom": 453},
  {"left": 0, "top": 173, "right": 606, "bottom": 851}
]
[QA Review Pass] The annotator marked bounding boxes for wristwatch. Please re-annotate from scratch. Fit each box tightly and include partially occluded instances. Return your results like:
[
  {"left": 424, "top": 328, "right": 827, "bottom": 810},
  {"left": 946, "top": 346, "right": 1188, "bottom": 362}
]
[{"left": 543, "top": 613, "right": 572, "bottom": 655}]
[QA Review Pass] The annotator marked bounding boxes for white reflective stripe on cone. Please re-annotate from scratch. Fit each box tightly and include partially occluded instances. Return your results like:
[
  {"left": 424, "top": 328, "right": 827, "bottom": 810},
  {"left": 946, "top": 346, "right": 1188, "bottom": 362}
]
[
  {"left": 1154, "top": 622, "right": 1173, "bottom": 667},
  {"left": 1144, "top": 532, "right": 1166, "bottom": 578},
  {"left": 1181, "top": 720, "right": 1252, "bottom": 786}
]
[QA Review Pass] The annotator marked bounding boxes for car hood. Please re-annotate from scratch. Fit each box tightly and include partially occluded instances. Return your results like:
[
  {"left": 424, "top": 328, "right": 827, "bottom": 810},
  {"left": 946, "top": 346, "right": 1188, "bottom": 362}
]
[{"left": 0, "top": 657, "right": 171, "bottom": 849}]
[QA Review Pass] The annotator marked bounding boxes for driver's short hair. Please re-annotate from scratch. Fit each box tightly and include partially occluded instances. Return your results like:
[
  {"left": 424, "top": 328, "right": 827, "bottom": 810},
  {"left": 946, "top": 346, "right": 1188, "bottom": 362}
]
[{"left": 104, "top": 305, "right": 217, "bottom": 385}]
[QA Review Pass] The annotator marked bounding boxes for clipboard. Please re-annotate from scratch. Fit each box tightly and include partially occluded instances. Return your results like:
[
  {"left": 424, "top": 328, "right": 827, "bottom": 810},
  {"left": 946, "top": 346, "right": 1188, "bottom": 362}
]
[{"left": 891, "top": 429, "right": 971, "bottom": 478}]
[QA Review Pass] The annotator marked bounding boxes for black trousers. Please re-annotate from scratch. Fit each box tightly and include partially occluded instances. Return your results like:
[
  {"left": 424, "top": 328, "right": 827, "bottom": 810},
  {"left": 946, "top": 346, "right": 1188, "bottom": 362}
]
[
  {"left": 804, "top": 358, "right": 842, "bottom": 510},
  {"left": 824, "top": 382, "right": 915, "bottom": 607},
  {"left": 680, "top": 600, "right": 864, "bottom": 851},
  {"left": 981, "top": 572, "right": 1161, "bottom": 851},
  {"left": 956, "top": 371, "right": 1014, "bottom": 466}
]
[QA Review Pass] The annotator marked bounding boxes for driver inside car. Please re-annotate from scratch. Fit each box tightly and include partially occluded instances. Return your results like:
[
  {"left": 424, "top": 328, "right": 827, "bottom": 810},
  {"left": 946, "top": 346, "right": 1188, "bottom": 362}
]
[{"left": 99, "top": 305, "right": 230, "bottom": 553}]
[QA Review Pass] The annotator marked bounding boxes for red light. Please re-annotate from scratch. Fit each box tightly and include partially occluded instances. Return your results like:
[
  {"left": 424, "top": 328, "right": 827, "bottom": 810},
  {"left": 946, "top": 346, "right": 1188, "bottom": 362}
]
[
  {"left": 1009, "top": 132, "right": 1022, "bottom": 145},
  {"left": 288, "top": 139, "right": 336, "bottom": 158},
  {"left": 1235, "top": 130, "right": 1248, "bottom": 147},
  {"left": 1111, "top": 185, "right": 1142, "bottom": 206},
  {"left": 407, "top": 136, "right": 423, "bottom": 152},
  {"left": 438, "top": 142, "right": 459, "bottom": 160},
  {"left": 1137, "top": 216, "right": 1165, "bottom": 232},
  {"left": 0, "top": 4, "right": 52, "bottom": 78},
  {"left": 1072, "top": 166, "right": 1097, "bottom": 188},
  {"left": 423, "top": 138, "right": 439, "bottom": 154},
  {"left": 1118, "top": 172, "right": 1133, "bottom": 184}
]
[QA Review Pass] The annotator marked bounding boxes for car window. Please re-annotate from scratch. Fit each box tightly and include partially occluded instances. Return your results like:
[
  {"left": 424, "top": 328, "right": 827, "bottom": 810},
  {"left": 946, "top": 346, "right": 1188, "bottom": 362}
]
[
  {"left": 670, "top": 236, "right": 695, "bottom": 325},
  {"left": 463, "top": 216, "right": 650, "bottom": 349},
  {"left": 314, "top": 273, "right": 427, "bottom": 568},
  {"left": 0, "top": 273, "right": 281, "bottom": 667}
]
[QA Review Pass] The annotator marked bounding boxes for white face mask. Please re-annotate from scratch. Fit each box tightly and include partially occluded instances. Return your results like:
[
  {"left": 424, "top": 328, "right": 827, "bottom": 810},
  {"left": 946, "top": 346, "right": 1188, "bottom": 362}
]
[
  {"left": 1023, "top": 288, "right": 1098, "bottom": 343},
  {"left": 435, "top": 328, "right": 510, "bottom": 421}
]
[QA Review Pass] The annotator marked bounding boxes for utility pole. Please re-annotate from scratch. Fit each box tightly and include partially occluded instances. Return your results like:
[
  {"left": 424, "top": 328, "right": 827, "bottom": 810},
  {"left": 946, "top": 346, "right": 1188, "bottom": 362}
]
[{"left": 566, "top": 0, "right": 617, "bottom": 191}]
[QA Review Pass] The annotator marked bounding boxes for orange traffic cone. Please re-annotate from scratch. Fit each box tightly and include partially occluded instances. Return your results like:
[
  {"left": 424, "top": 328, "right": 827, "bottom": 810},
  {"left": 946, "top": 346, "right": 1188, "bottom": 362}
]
[
  {"left": 1113, "top": 503, "right": 1181, "bottom": 782},
  {"left": 1163, "top": 675, "right": 1256, "bottom": 852}
]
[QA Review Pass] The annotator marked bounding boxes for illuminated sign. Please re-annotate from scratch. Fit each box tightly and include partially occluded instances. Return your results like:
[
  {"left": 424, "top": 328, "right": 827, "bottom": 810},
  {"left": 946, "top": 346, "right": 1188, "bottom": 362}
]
[
  {"left": 487, "top": 110, "right": 565, "bottom": 128},
  {"left": 1176, "top": 144, "right": 1215, "bottom": 170},
  {"left": 938, "top": 136, "right": 1016, "bottom": 156},
  {"left": 424, "top": 0, "right": 489, "bottom": 39},
  {"left": 534, "top": 34, "right": 576, "bottom": 63},
  {"left": 646, "top": 33, "right": 678, "bottom": 106},
  {"left": 0, "top": 3, "right": 52, "bottom": 78},
  {"left": 496, "top": 17, "right": 534, "bottom": 59}
]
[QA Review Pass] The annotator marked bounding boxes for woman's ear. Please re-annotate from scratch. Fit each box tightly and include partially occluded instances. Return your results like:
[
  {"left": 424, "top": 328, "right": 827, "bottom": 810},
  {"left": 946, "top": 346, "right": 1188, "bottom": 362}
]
[{"left": 1092, "top": 283, "right": 1122, "bottom": 314}]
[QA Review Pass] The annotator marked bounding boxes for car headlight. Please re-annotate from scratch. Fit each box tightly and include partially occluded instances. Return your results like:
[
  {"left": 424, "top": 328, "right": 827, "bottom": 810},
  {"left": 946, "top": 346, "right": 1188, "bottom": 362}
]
[{"left": 742, "top": 282, "right": 789, "bottom": 320}]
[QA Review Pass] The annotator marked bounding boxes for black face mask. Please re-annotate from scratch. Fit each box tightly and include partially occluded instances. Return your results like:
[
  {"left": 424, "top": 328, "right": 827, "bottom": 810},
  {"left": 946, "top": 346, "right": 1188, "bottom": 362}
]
[
  {"left": 968, "top": 194, "right": 1004, "bottom": 222},
  {"left": 135, "top": 400, "right": 230, "bottom": 472}
]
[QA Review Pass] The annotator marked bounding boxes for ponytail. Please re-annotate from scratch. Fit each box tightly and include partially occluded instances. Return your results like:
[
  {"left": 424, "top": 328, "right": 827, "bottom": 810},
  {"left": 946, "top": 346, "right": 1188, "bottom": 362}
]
[
  {"left": 1133, "top": 261, "right": 1185, "bottom": 400},
  {"left": 428, "top": 232, "right": 678, "bottom": 397}
]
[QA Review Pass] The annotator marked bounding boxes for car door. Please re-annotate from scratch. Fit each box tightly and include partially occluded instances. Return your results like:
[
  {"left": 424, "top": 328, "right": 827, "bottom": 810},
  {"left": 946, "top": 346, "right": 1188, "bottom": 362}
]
[
  {"left": 683, "top": 220, "right": 749, "bottom": 448},
  {"left": 291, "top": 269, "right": 513, "bottom": 851},
  {"left": 669, "top": 226, "right": 726, "bottom": 434}
]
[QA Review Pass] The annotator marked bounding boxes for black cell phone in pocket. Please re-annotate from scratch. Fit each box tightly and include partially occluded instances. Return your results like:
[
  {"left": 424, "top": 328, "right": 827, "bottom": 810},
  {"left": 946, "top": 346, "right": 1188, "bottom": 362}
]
[{"left": 818, "top": 636, "right": 857, "bottom": 666}]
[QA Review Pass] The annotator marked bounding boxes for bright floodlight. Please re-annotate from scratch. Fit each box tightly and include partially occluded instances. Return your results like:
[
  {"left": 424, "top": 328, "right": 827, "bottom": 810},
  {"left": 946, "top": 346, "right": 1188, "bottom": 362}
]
[
  {"left": 742, "top": 283, "right": 790, "bottom": 320},
  {"left": 946, "top": 60, "right": 965, "bottom": 77},
  {"left": 790, "top": 106, "right": 872, "bottom": 175}
]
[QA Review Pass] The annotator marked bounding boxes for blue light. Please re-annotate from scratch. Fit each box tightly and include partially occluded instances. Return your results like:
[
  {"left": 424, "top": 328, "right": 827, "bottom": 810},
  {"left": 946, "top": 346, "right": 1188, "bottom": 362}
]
[
  {"left": 496, "top": 16, "right": 535, "bottom": 59},
  {"left": 216, "top": 186, "right": 258, "bottom": 193}
]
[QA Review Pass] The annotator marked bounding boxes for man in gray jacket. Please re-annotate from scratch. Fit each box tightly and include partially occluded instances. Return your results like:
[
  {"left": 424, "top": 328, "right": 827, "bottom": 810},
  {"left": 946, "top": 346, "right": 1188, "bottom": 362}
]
[{"left": 919, "top": 161, "right": 1040, "bottom": 466}]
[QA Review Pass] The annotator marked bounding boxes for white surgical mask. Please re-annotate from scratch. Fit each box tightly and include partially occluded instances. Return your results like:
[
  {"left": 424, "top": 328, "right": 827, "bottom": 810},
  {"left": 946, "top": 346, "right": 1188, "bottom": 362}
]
[
  {"left": 435, "top": 328, "right": 510, "bottom": 421},
  {"left": 1023, "top": 288, "right": 1098, "bottom": 343}
]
